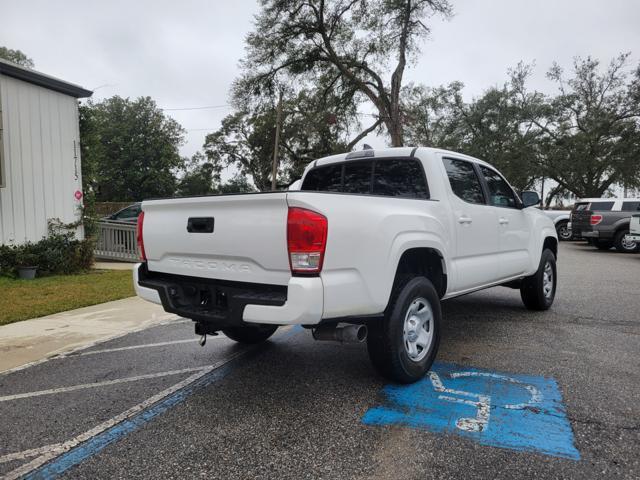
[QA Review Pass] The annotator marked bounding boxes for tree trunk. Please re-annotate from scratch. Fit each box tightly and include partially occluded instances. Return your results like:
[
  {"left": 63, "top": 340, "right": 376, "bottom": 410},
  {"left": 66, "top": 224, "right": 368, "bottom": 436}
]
[{"left": 386, "top": 111, "right": 404, "bottom": 147}]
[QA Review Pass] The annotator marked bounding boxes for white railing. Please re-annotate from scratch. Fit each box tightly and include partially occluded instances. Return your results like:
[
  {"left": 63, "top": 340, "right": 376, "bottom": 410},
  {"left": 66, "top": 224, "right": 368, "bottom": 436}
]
[{"left": 94, "top": 221, "right": 139, "bottom": 262}]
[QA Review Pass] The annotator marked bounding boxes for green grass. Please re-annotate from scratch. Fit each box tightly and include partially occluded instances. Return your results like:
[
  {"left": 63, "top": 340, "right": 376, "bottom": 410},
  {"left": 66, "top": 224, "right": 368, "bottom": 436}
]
[{"left": 0, "top": 270, "right": 135, "bottom": 326}]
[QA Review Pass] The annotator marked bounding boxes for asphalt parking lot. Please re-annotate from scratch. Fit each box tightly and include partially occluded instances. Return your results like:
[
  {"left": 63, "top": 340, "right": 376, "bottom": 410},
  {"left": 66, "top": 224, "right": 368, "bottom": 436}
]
[{"left": 1, "top": 242, "right": 638, "bottom": 479}]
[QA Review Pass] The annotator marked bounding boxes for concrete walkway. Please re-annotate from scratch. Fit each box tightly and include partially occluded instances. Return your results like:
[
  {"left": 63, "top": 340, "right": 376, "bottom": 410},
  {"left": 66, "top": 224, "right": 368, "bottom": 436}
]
[
  {"left": 93, "top": 261, "right": 135, "bottom": 270},
  {"left": 0, "top": 297, "right": 180, "bottom": 374}
]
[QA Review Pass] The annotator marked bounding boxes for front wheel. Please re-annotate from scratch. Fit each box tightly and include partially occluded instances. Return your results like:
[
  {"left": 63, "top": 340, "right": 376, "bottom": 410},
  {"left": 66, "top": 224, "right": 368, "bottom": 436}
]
[
  {"left": 222, "top": 324, "right": 278, "bottom": 344},
  {"left": 556, "top": 221, "right": 572, "bottom": 241},
  {"left": 367, "top": 277, "right": 441, "bottom": 384},
  {"left": 520, "top": 249, "right": 556, "bottom": 310}
]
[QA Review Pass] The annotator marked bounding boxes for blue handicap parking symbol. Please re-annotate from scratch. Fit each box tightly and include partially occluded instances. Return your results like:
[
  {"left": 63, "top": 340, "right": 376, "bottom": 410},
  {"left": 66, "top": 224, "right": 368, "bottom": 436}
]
[{"left": 362, "top": 362, "right": 579, "bottom": 460}]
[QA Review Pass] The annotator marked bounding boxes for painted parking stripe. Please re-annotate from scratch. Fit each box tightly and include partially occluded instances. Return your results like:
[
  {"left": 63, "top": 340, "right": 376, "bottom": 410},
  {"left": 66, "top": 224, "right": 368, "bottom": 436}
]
[
  {"left": 362, "top": 361, "right": 580, "bottom": 460},
  {"left": 0, "top": 444, "right": 64, "bottom": 464},
  {"left": 0, "top": 367, "right": 208, "bottom": 402},
  {"left": 4, "top": 326, "right": 300, "bottom": 480},
  {"left": 75, "top": 338, "right": 204, "bottom": 356},
  {"left": 0, "top": 316, "right": 189, "bottom": 377}
]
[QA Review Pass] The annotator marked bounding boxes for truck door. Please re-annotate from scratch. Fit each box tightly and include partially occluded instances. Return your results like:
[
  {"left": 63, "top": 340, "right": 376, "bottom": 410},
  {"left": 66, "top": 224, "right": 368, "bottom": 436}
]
[
  {"left": 442, "top": 157, "right": 501, "bottom": 291},
  {"left": 477, "top": 165, "right": 531, "bottom": 279}
]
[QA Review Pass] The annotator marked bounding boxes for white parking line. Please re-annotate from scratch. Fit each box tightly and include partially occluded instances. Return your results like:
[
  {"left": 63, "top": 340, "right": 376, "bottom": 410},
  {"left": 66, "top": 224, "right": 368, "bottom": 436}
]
[
  {"left": 75, "top": 338, "right": 204, "bottom": 356},
  {"left": 0, "top": 444, "right": 63, "bottom": 464},
  {"left": 2, "top": 345, "right": 255, "bottom": 480},
  {"left": 0, "top": 317, "right": 191, "bottom": 377},
  {"left": 0, "top": 367, "right": 207, "bottom": 403}
]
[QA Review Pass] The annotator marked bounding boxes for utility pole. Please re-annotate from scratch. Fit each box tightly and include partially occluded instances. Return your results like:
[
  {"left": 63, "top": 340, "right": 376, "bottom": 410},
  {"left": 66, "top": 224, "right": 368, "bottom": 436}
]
[
  {"left": 271, "top": 90, "right": 283, "bottom": 191},
  {"left": 540, "top": 177, "right": 545, "bottom": 209}
]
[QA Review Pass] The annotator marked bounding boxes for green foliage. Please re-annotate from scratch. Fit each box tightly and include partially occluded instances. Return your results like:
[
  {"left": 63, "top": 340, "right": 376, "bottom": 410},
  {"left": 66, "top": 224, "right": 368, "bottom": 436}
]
[
  {"left": 204, "top": 86, "right": 356, "bottom": 190},
  {"left": 512, "top": 54, "right": 640, "bottom": 197},
  {"left": 176, "top": 152, "right": 220, "bottom": 197},
  {"left": 404, "top": 81, "right": 541, "bottom": 191},
  {"left": 219, "top": 174, "right": 256, "bottom": 194},
  {"left": 239, "top": 0, "right": 453, "bottom": 146},
  {"left": 0, "top": 46, "right": 35, "bottom": 68},
  {"left": 79, "top": 96, "right": 186, "bottom": 202},
  {"left": 404, "top": 54, "right": 640, "bottom": 197},
  {"left": 0, "top": 221, "right": 94, "bottom": 277}
]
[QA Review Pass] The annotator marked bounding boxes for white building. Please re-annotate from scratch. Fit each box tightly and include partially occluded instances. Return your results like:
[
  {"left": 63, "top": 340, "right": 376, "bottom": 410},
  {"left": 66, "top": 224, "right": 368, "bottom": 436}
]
[{"left": 0, "top": 58, "right": 92, "bottom": 244}]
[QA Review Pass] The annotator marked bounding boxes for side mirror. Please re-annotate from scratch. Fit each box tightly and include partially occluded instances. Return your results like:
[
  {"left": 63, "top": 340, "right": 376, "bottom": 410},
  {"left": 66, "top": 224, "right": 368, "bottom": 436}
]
[
  {"left": 521, "top": 191, "right": 541, "bottom": 208},
  {"left": 288, "top": 179, "right": 302, "bottom": 191}
]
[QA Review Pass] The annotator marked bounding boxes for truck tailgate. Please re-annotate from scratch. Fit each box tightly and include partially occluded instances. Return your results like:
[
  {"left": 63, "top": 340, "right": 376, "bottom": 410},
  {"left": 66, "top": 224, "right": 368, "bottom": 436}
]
[
  {"left": 142, "top": 193, "right": 291, "bottom": 285},
  {"left": 571, "top": 209, "right": 592, "bottom": 235}
]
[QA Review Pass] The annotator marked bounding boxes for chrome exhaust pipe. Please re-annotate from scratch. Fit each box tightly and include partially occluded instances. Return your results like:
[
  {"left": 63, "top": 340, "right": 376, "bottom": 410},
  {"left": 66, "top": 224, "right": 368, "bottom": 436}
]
[{"left": 312, "top": 324, "right": 368, "bottom": 344}]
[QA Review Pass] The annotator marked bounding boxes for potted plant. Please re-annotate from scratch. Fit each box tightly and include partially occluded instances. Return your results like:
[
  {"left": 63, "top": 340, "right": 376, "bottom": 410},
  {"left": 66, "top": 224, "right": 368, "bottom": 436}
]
[{"left": 15, "top": 250, "right": 39, "bottom": 280}]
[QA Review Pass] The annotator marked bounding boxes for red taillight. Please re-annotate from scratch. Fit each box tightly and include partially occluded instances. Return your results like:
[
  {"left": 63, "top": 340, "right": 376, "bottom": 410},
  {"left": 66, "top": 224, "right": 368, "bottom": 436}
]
[
  {"left": 287, "top": 207, "right": 328, "bottom": 275},
  {"left": 590, "top": 214, "right": 603, "bottom": 226},
  {"left": 136, "top": 211, "right": 146, "bottom": 261}
]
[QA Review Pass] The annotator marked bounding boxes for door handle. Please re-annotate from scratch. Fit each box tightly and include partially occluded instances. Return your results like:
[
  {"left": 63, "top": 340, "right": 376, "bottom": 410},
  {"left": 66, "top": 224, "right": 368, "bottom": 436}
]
[
  {"left": 499, "top": 217, "right": 509, "bottom": 225},
  {"left": 458, "top": 216, "right": 472, "bottom": 224}
]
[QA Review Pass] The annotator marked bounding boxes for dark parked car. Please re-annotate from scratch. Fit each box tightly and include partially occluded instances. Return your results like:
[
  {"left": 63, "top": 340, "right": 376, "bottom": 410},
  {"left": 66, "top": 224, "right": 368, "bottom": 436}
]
[
  {"left": 571, "top": 198, "right": 640, "bottom": 253},
  {"left": 103, "top": 203, "right": 142, "bottom": 223}
]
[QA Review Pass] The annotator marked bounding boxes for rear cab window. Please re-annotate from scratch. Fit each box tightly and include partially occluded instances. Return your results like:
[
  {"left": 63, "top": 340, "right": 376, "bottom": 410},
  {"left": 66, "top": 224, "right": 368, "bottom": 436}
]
[{"left": 301, "top": 158, "right": 429, "bottom": 199}]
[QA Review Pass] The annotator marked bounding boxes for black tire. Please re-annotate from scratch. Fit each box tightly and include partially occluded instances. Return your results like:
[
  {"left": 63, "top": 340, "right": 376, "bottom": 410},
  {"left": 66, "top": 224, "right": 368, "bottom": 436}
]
[
  {"left": 613, "top": 229, "right": 639, "bottom": 253},
  {"left": 594, "top": 239, "right": 613, "bottom": 250},
  {"left": 222, "top": 324, "right": 278, "bottom": 344},
  {"left": 367, "top": 276, "right": 441, "bottom": 384},
  {"left": 556, "top": 221, "right": 572, "bottom": 241},
  {"left": 520, "top": 249, "right": 556, "bottom": 311}
]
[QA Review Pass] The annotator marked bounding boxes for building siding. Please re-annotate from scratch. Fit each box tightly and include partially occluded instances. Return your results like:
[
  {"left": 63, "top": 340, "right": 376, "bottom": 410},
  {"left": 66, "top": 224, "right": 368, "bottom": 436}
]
[{"left": 0, "top": 74, "right": 84, "bottom": 245}]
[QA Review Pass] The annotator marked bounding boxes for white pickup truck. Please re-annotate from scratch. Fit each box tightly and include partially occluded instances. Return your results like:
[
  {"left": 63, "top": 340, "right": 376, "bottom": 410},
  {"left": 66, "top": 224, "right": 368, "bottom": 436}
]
[
  {"left": 134, "top": 147, "right": 558, "bottom": 383},
  {"left": 627, "top": 214, "right": 640, "bottom": 243}
]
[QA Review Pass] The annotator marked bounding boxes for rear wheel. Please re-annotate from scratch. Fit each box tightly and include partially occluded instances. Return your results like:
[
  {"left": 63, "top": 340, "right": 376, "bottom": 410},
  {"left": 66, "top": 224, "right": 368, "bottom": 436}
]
[
  {"left": 222, "top": 324, "right": 278, "bottom": 344},
  {"left": 613, "top": 229, "right": 639, "bottom": 253},
  {"left": 367, "top": 277, "right": 441, "bottom": 384},
  {"left": 556, "top": 221, "right": 572, "bottom": 241},
  {"left": 594, "top": 239, "right": 613, "bottom": 250},
  {"left": 520, "top": 249, "right": 556, "bottom": 311}
]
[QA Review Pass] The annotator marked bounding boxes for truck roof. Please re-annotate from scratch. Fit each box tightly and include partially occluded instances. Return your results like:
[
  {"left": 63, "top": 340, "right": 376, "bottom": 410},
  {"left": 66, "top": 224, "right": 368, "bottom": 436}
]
[{"left": 306, "top": 146, "right": 492, "bottom": 172}]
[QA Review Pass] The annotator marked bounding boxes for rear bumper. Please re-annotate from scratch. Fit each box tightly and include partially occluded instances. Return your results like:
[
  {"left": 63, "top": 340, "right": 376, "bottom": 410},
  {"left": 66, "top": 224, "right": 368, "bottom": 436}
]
[
  {"left": 582, "top": 231, "right": 599, "bottom": 238},
  {"left": 133, "top": 264, "right": 323, "bottom": 326}
]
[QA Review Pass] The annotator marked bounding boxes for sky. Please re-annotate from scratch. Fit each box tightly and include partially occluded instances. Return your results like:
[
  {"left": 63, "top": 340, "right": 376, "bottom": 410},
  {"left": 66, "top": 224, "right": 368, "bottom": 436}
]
[{"left": 2, "top": 0, "right": 640, "bottom": 175}]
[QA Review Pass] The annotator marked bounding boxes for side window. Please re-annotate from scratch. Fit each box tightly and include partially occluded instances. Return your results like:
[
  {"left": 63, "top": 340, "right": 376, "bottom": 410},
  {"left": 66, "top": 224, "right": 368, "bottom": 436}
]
[
  {"left": 443, "top": 158, "right": 485, "bottom": 204},
  {"left": 479, "top": 166, "right": 517, "bottom": 208},
  {"left": 373, "top": 159, "right": 429, "bottom": 198},
  {"left": 343, "top": 160, "right": 373, "bottom": 194},
  {"left": 589, "top": 201, "right": 614, "bottom": 211},
  {"left": 301, "top": 164, "right": 343, "bottom": 192},
  {"left": 621, "top": 201, "right": 640, "bottom": 212}
]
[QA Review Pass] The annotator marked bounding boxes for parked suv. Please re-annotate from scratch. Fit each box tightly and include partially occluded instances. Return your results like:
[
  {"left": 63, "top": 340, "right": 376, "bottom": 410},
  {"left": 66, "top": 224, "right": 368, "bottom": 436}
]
[
  {"left": 571, "top": 198, "right": 640, "bottom": 252},
  {"left": 134, "top": 147, "right": 558, "bottom": 383}
]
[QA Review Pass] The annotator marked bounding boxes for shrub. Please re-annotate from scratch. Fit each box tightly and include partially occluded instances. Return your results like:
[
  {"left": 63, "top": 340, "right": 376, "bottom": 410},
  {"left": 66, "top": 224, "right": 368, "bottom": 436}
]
[{"left": 0, "top": 221, "right": 95, "bottom": 277}]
